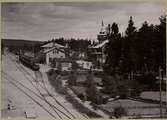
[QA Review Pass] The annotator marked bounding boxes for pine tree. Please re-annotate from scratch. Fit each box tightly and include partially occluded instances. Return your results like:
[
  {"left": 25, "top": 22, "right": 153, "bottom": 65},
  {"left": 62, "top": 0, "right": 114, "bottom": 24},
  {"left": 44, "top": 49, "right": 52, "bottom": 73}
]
[
  {"left": 125, "top": 16, "right": 136, "bottom": 37},
  {"left": 123, "top": 16, "right": 137, "bottom": 73},
  {"left": 157, "top": 15, "right": 166, "bottom": 70},
  {"left": 104, "top": 22, "right": 121, "bottom": 74},
  {"left": 137, "top": 21, "right": 155, "bottom": 72}
]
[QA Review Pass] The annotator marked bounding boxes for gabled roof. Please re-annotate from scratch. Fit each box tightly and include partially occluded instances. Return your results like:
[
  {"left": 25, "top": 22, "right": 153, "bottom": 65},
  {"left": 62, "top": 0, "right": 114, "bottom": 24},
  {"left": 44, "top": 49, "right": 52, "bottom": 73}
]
[
  {"left": 92, "top": 39, "right": 109, "bottom": 48},
  {"left": 43, "top": 46, "right": 65, "bottom": 54},
  {"left": 41, "top": 42, "right": 65, "bottom": 48}
]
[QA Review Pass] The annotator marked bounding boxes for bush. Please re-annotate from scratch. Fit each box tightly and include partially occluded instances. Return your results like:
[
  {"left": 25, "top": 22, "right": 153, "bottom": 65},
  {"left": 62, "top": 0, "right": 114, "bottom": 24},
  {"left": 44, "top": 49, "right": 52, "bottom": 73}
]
[
  {"left": 113, "top": 106, "right": 127, "bottom": 118},
  {"left": 68, "top": 71, "right": 77, "bottom": 86},
  {"left": 102, "top": 97, "right": 109, "bottom": 104},
  {"left": 117, "top": 84, "right": 129, "bottom": 99},
  {"left": 77, "top": 94, "right": 85, "bottom": 101},
  {"left": 136, "top": 73, "right": 157, "bottom": 88},
  {"left": 102, "top": 75, "right": 116, "bottom": 95},
  {"left": 131, "top": 88, "right": 142, "bottom": 97},
  {"left": 48, "top": 69, "right": 54, "bottom": 76},
  {"left": 102, "top": 74, "right": 130, "bottom": 98}
]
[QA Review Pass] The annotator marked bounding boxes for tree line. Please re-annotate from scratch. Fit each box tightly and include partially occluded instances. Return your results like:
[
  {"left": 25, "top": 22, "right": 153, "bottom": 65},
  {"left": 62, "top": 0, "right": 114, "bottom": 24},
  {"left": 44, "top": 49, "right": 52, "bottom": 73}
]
[
  {"left": 104, "top": 15, "right": 166, "bottom": 76},
  {"left": 102, "top": 15, "right": 166, "bottom": 96},
  {"left": 45, "top": 37, "right": 92, "bottom": 52}
]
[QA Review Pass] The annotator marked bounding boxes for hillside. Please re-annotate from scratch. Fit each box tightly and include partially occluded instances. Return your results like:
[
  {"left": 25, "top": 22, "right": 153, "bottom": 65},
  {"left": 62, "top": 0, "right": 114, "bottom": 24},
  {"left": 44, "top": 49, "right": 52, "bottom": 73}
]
[{"left": 2, "top": 39, "right": 45, "bottom": 47}]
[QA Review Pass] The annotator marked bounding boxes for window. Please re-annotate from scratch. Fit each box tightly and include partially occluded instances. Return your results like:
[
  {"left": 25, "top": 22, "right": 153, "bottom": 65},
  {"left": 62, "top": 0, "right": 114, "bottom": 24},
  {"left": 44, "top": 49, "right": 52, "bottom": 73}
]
[
  {"left": 62, "top": 62, "right": 69, "bottom": 67},
  {"left": 53, "top": 49, "right": 55, "bottom": 54}
]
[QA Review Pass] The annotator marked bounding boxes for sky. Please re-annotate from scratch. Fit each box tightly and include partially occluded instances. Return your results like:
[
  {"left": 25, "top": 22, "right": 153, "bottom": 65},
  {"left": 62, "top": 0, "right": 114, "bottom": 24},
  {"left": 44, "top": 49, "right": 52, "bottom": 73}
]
[{"left": 2, "top": 1, "right": 165, "bottom": 41}]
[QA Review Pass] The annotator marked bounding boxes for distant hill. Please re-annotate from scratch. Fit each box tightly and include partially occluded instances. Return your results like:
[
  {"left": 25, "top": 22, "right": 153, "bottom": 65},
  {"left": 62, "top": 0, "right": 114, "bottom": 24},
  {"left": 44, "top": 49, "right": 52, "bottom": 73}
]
[{"left": 2, "top": 39, "right": 45, "bottom": 47}]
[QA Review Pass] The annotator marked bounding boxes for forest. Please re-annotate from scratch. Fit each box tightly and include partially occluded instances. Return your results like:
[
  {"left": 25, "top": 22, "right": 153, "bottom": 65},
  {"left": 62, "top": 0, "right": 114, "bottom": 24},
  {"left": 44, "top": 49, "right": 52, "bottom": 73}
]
[
  {"left": 104, "top": 15, "right": 166, "bottom": 75},
  {"left": 102, "top": 15, "right": 166, "bottom": 96}
]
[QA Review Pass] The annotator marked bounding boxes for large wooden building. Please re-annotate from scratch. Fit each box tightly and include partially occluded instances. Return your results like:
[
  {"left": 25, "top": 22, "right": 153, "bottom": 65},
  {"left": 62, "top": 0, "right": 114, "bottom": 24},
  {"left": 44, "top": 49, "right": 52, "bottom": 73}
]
[
  {"left": 89, "top": 21, "right": 109, "bottom": 70},
  {"left": 41, "top": 42, "right": 73, "bottom": 71},
  {"left": 41, "top": 42, "right": 66, "bottom": 65}
]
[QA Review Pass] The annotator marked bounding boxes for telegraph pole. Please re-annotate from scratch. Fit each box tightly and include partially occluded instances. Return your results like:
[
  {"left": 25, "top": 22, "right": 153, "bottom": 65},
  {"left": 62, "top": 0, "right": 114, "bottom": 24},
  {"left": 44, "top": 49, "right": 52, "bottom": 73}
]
[
  {"left": 166, "top": 65, "right": 167, "bottom": 115},
  {"left": 159, "top": 66, "right": 163, "bottom": 118}
]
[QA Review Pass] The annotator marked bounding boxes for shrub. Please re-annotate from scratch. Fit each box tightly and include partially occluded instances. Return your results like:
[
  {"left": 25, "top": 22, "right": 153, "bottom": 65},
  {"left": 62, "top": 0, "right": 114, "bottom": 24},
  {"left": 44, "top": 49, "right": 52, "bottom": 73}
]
[
  {"left": 48, "top": 69, "right": 54, "bottom": 76},
  {"left": 68, "top": 71, "right": 77, "bottom": 86},
  {"left": 77, "top": 94, "right": 85, "bottom": 101},
  {"left": 135, "top": 73, "right": 157, "bottom": 89},
  {"left": 102, "top": 97, "right": 109, "bottom": 104},
  {"left": 113, "top": 106, "right": 127, "bottom": 118}
]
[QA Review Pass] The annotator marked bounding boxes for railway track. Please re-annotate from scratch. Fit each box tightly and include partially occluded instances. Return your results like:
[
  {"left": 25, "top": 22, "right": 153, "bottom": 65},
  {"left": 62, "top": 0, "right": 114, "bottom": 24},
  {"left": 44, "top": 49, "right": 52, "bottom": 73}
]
[
  {"left": 13, "top": 64, "right": 70, "bottom": 119},
  {"left": 6, "top": 54, "right": 88, "bottom": 119},
  {"left": 35, "top": 71, "right": 77, "bottom": 118},
  {"left": 2, "top": 71, "right": 57, "bottom": 119},
  {"left": 7, "top": 54, "right": 74, "bottom": 119}
]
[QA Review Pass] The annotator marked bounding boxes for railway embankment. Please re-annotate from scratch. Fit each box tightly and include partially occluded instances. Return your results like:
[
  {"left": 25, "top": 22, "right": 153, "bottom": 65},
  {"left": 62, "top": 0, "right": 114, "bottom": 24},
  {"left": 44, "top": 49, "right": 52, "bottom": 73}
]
[{"left": 46, "top": 69, "right": 108, "bottom": 118}]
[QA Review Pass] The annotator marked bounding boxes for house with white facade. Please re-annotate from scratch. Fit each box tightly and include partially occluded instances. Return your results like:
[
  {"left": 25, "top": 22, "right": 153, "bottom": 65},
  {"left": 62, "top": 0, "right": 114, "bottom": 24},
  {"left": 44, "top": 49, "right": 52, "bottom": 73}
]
[
  {"left": 40, "top": 42, "right": 73, "bottom": 71},
  {"left": 41, "top": 42, "right": 66, "bottom": 65}
]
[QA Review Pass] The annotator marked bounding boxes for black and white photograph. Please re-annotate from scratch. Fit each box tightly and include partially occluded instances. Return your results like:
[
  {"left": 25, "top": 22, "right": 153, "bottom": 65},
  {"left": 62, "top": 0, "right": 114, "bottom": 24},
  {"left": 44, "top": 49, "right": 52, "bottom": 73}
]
[{"left": 1, "top": 1, "right": 167, "bottom": 119}]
